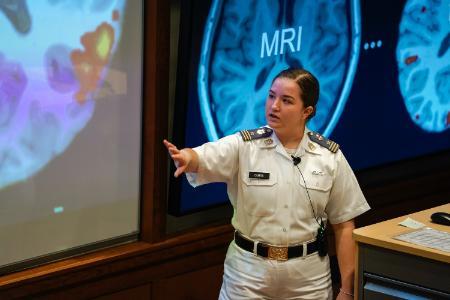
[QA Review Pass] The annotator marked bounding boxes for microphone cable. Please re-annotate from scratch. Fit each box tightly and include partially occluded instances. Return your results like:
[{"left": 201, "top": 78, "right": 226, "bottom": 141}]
[
  {"left": 292, "top": 155, "right": 328, "bottom": 257},
  {"left": 295, "top": 163, "right": 322, "bottom": 227}
]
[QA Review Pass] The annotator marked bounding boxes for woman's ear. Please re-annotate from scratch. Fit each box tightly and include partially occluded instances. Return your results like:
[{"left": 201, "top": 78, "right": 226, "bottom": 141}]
[{"left": 304, "top": 106, "right": 314, "bottom": 119}]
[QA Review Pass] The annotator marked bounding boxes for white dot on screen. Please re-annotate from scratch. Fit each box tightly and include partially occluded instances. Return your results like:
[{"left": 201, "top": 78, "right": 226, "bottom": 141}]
[
  {"left": 363, "top": 43, "right": 369, "bottom": 50},
  {"left": 53, "top": 206, "right": 64, "bottom": 214},
  {"left": 370, "top": 41, "right": 376, "bottom": 48},
  {"left": 377, "top": 40, "right": 382, "bottom": 47}
]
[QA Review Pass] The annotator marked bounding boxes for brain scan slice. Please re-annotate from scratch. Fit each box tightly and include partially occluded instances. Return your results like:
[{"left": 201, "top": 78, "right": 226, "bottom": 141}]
[
  {"left": 396, "top": 0, "right": 450, "bottom": 132},
  {"left": 198, "top": 0, "right": 361, "bottom": 141}
]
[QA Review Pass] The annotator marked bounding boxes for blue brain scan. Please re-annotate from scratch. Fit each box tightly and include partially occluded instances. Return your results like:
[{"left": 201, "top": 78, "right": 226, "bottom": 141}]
[
  {"left": 0, "top": 0, "right": 126, "bottom": 189},
  {"left": 396, "top": 0, "right": 450, "bottom": 132},
  {"left": 198, "top": 0, "right": 361, "bottom": 141}
]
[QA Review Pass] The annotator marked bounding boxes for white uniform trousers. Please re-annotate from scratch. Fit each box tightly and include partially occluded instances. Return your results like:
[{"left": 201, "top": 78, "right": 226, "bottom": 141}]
[{"left": 219, "top": 241, "right": 333, "bottom": 300}]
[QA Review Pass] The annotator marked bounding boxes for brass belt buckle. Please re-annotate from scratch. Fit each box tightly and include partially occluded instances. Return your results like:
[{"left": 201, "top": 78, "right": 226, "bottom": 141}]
[{"left": 267, "top": 246, "right": 288, "bottom": 261}]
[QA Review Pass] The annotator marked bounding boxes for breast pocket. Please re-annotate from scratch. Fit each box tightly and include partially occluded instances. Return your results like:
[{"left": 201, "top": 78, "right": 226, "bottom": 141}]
[
  {"left": 298, "top": 173, "right": 332, "bottom": 217},
  {"left": 241, "top": 171, "right": 278, "bottom": 217}
]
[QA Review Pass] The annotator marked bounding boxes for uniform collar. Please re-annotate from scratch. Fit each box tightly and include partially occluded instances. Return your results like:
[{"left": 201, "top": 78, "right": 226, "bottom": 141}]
[
  {"left": 303, "top": 127, "right": 321, "bottom": 155},
  {"left": 258, "top": 126, "right": 321, "bottom": 159},
  {"left": 289, "top": 127, "right": 321, "bottom": 157}
]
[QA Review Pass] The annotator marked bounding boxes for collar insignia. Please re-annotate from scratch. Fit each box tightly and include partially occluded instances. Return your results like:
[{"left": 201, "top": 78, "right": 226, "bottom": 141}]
[{"left": 264, "top": 138, "right": 273, "bottom": 145}]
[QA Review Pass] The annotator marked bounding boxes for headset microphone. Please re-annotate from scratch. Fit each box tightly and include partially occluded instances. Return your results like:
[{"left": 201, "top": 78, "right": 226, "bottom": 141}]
[{"left": 291, "top": 155, "right": 301, "bottom": 166}]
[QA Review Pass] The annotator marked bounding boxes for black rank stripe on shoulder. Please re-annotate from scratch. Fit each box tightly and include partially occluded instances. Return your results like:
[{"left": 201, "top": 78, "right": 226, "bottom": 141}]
[
  {"left": 307, "top": 131, "right": 339, "bottom": 153},
  {"left": 239, "top": 127, "right": 273, "bottom": 142}
]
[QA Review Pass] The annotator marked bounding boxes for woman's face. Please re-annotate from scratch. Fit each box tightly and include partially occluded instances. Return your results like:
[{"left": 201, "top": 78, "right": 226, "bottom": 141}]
[{"left": 265, "top": 77, "right": 312, "bottom": 132}]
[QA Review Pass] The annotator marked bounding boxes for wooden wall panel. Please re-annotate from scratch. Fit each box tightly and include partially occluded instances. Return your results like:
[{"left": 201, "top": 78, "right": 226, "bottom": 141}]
[
  {"left": 93, "top": 284, "right": 152, "bottom": 300},
  {"left": 152, "top": 265, "right": 223, "bottom": 300},
  {"left": 0, "top": 227, "right": 231, "bottom": 299},
  {"left": 357, "top": 168, "right": 450, "bottom": 227}
]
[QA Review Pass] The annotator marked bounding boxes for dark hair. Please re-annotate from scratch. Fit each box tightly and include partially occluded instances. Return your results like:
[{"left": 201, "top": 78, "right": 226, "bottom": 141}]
[{"left": 272, "top": 68, "right": 320, "bottom": 119}]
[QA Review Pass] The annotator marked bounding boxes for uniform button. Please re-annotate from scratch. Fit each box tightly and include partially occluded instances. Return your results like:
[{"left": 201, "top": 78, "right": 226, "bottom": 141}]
[
  {"left": 282, "top": 228, "right": 287, "bottom": 232},
  {"left": 284, "top": 204, "right": 288, "bottom": 208}
]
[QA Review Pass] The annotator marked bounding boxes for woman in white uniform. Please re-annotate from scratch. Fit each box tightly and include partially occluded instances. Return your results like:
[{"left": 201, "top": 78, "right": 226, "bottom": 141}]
[{"left": 164, "top": 68, "right": 370, "bottom": 299}]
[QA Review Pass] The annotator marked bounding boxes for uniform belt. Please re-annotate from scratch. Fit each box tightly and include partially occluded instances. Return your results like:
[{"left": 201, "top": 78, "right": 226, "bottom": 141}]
[{"left": 234, "top": 231, "right": 318, "bottom": 261}]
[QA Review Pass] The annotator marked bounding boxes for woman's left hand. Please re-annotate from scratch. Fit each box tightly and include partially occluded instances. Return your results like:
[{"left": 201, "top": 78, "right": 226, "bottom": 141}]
[{"left": 336, "top": 289, "right": 353, "bottom": 300}]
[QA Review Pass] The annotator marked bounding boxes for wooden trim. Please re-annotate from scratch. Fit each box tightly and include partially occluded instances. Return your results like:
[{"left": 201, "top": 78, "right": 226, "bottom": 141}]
[{"left": 140, "top": 0, "right": 169, "bottom": 243}]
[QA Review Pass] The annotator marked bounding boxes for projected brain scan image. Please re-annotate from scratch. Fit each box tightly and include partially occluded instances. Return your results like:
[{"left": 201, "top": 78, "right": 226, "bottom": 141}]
[
  {"left": 396, "top": 0, "right": 450, "bottom": 132},
  {"left": 0, "top": 0, "right": 126, "bottom": 189},
  {"left": 198, "top": 0, "right": 361, "bottom": 141}
]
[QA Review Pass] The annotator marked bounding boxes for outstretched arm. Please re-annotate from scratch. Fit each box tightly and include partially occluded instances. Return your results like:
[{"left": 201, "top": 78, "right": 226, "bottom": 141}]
[
  {"left": 332, "top": 220, "right": 356, "bottom": 299},
  {"left": 163, "top": 139, "right": 199, "bottom": 177}
]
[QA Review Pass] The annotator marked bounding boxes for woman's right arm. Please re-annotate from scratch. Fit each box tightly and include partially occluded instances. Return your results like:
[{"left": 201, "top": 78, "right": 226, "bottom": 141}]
[
  {"left": 163, "top": 139, "right": 199, "bottom": 177},
  {"left": 163, "top": 135, "right": 239, "bottom": 184}
]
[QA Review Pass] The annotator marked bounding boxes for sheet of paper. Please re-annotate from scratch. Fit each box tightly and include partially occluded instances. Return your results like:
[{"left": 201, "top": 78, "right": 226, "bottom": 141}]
[
  {"left": 398, "top": 217, "right": 426, "bottom": 229},
  {"left": 394, "top": 227, "right": 450, "bottom": 253}
]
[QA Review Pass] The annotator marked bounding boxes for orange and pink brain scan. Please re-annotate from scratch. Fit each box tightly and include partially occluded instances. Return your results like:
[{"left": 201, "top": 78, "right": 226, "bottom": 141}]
[{"left": 0, "top": 0, "right": 126, "bottom": 189}]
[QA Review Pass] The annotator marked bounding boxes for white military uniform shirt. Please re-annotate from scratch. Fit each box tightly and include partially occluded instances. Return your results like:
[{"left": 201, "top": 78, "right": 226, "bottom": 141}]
[{"left": 187, "top": 126, "right": 370, "bottom": 246}]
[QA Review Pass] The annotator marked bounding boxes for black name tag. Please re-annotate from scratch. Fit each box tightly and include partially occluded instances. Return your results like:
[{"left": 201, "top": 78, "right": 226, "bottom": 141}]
[{"left": 249, "top": 172, "right": 270, "bottom": 179}]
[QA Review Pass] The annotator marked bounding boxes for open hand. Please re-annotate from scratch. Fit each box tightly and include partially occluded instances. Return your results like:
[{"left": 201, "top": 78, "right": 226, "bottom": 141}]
[{"left": 163, "top": 139, "right": 191, "bottom": 177}]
